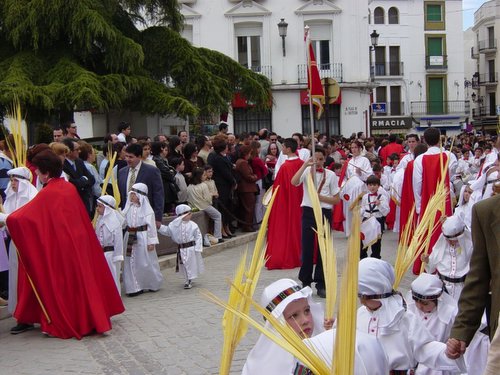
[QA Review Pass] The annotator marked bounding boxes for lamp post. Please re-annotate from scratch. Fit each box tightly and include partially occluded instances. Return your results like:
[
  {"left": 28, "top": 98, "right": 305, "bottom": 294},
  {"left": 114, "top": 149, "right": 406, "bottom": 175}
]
[
  {"left": 278, "top": 18, "right": 288, "bottom": 57},
  {"left": 369, "top": 30, "right": 379, "bottom": 81}
]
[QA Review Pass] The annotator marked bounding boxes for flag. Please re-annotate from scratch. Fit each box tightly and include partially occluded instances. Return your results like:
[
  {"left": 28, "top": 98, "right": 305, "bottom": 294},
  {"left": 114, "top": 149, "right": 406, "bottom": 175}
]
[{"left": 305, "top": 31, "right": 325, "bottom": 120}]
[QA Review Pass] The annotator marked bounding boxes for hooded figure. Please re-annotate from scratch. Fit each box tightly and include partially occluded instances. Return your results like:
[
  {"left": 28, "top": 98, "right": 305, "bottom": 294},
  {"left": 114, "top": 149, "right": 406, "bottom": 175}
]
[
  {"left": 122, "top": 183, "right": 163, "bottom": 296},
  {"left": 0, "top": 167, "right": 38, "bottom": 313},
  {"left": 407, "top": 273, "right": 459, "bottom": 375},
  {"left": 158, "top": 204, "right": 204, "bottom": 289},
  {"left": 242, "top": 278, "right": 324, "bottom": 375},
  {"left": 357, "top": 258, "right": 466, "bottom": 373},
  {"left": 425, "top": 215, "right": 473, "bottom": 301},
  {"left": 95, "top": 195, "right": 125, "bottom": 295}
]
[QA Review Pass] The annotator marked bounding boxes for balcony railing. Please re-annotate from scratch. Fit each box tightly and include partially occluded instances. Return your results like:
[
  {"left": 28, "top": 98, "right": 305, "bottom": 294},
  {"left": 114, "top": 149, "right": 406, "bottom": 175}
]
[
  {"left": 250, "top": 65, "right": 273, "bottom": 81},
  {"left": 472, "top": 106, "right": 497, "bottom": 118},
  {"left": 372, "top": 62, "right": 404, "bottom": 77},
  {"left": 425, "top": 55, "right": 448, "bottom": 70},
  {"left": 411, "top": 100, "right": 470, "bottom": 116},
  {"left": 478, "top": 39, "right": 497, "bottom": 52},
  {"left": 298, "top": 63, "right": 343, "bottom": 83},
  {"left": 478, "top": 72, "right": 498, "bottom": 85},
  {"left": 373, "top": 102, "right": 405, "bottom": 116},
  {"left": 471, "top": 46, "right": 479, "bottom": 59}
]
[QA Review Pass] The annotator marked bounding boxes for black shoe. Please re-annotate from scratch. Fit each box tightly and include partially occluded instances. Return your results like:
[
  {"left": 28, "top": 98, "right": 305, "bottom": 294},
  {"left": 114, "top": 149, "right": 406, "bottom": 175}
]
[
  {"left": 302, "top": 283, "right": 311, "bottom": 289},
  {"left": 217, "top": 239, "right": 225, "bottom": 243},
  {"left": 127, "top": 290, "right": 144, "bottom": 297},
  {"left": 10, "top": 323, "right": 35, "bottom": 335},
  {"left": 316, "top": 288, "right": 326, "bottom": 298},
  {"left": 222, "top": 235, "right": 230, "bottom": 239}
]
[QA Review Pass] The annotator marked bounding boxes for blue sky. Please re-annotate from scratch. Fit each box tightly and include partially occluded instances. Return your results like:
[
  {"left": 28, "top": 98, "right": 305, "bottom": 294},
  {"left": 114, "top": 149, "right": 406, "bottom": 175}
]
[{"left": 463, "top": 0, "right": 488, "bottom": 29}]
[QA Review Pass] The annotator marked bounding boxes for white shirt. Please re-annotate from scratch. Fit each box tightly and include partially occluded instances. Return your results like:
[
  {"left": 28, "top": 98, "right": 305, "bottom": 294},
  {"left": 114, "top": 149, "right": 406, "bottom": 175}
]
[
  {"left": 360, "top": 191, "right": 390, "bottom": 219},
  {"left": 397, "top": 153, "right": 414, "bottom": 171},
  {"left": 412, "top": 147, "right": 457, "bottom": 214},
  {"left": 347, "top": 155, "right": 373, "bottom": 181},
  {"left": 117, "top": 132, "right": 126, "bottom": 143},
  {"left": 126, "top": 161, "right": 142, "bottom": 191},
  {"left": 274, "top": 149, "right": 310, "bottom": 178},
  {"left": 299, "top": 167, "right": 339, "bottom": 209}
]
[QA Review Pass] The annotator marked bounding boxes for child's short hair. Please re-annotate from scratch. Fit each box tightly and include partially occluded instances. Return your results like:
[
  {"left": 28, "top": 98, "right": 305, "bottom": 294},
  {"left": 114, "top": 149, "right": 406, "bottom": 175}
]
[
  {"left": 372, "top": 163, "right": 382, "bottom": 172},
  {"left": 389, "top": 153, "right": 400, "bottom": 161},
  {"left": 171, "top": 157, "right": 184, "bottom": 169},
  {"left": 203, "top": 164, "right": 213, "bottom": 171},
  {"left": 332, "top": 162, "right": 342, "bottom": 171},
  {"left": 366, "top": 175, "right": 381, "bottom": 186}
]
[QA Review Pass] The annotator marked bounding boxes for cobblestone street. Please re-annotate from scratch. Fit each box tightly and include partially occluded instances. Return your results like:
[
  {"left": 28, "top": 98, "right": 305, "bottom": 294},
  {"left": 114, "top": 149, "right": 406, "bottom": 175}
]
[{"left": 0, "top": 231, "right": 413, "bottom": 375}]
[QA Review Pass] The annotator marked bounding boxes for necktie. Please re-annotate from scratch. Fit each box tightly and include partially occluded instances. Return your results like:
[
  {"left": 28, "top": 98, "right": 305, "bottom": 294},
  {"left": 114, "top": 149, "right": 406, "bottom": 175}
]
[{"left": 128, "top": 168, "right": 136, "bottom": 192}]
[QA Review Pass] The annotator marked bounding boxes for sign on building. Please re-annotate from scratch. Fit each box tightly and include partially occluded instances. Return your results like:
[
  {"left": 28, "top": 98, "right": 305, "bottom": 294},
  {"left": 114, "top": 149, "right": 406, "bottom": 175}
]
[
  {"left": 371, "top": 103, "right": 386, "bottom": 113},
  {"left": 371, "top": 117, "right": 412, "bottom": 130}
]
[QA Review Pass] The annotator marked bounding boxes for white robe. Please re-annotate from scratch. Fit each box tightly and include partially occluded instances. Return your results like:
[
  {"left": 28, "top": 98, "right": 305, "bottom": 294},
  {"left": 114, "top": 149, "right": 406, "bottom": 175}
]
[
  {"left": 123, "top": 204, "right": 163, "bottom": 293},
  {"left": 357, "top": 297, "right": 466, "bottom": 372},
  {"left": 158, "top": 219, "right": 204, "bottom": 282},
  {"left": 425, "top": 231, "right": 473, "bottom": 302},
  {"left": 95, "top": 214, "right": 124, "bottom": 295},
  {"left": 406, "top": 292, "right": 458, "bottom": 375}
]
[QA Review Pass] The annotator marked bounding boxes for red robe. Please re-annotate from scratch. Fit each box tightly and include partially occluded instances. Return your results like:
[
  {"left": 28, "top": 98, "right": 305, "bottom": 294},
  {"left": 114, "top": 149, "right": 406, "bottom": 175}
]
[
  {"left": 266, "top": 157, "right": 303, "bottom": 270},
  {"left": 412, "top": 153, "right": 452, "bottom": 274},
  {"left": 399, "top": 160, "right": 417, "bottom": 240},
  {"left": 331, "top": 161, "right": 348, "bottom": 232},
  {"left": 7, "top": 178, "right": 125, "bottom": 339}
]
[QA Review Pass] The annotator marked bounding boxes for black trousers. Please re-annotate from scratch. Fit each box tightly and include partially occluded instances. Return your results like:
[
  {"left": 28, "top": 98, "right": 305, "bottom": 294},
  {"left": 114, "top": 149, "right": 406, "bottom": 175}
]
[{"left": 298, "top": 206, "right": 332, "bottom": 290}]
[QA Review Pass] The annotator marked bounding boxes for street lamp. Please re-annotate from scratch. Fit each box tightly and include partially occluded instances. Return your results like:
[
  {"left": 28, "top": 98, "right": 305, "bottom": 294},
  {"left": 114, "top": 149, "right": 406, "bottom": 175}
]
[
  {"left": 369, "top": 30, "right": 379, "bottom": 81},
  {"left": 278, "top": 18, "right": 288, "bottom": 57}
]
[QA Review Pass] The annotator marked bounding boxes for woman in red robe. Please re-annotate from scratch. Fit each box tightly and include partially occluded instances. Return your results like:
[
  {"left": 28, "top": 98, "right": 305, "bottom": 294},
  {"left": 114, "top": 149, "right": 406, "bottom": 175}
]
[{"left": 7, "top": 150, "right": 124, "bottom": 339}]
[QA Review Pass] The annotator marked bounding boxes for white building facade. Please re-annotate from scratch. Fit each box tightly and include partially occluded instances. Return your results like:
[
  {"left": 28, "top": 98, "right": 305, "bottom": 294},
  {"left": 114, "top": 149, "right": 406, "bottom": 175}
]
[
  {"left": 469, "top": 0, "right": 500, "bottom": 133},
  {"left": 369, "top": 0, "right": 466, "bottom": 136},
  {"left": 179, "top": 0, "right": 373, "bottom": 138}
]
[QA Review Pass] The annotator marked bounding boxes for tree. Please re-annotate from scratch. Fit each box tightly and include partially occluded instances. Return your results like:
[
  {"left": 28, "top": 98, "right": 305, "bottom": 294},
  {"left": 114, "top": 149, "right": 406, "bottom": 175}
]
[{"left": 0, "top": 0, "right": 271, "bottom": 131}]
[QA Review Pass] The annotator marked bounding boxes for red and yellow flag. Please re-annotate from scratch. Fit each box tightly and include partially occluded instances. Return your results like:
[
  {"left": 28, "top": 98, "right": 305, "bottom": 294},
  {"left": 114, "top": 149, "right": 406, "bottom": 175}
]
[{"left": 306, "top": 35, "right": 325, "bottom": 120}]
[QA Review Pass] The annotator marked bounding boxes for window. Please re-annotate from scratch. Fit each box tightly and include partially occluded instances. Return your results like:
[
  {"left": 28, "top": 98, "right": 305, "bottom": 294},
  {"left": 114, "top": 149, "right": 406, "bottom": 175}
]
[
  {"left": 374, "top": 7, "right": 384, "bottom": 24},
  {"left": 233, "top": 108, "right": 271, "bottom": 134},
  {"left": 307, "top": 22, "right": 333, "bottom": 69},
  {"left": 425, "top": 2, "right": 445, "bottom": 30},
  {"left": 181, "top": 25, "right": 193, "bottom": 43},
  {"left": 488, "top": 27, "right": 495, "bottom": 49},
  {"left": 390, "top": 86, "right": 402, "bottom": 115},
  {"left": 375, "top": 46, "right": 386, "bottom": 76},
  {"left": 375, "top": 86, "right": 387, "bottom": 117},
  {"left": 488, "top": 60, "right": 495, "bottom": 83},
  {"left": 388, "top": 7, "right": 399, "bottom": 24},
  {"left": 427, "top": 4, "right": 442, "bottom": 21},
  {"left": 313, "top": 40, "right": 331, "bottom": 68},
  {"left": 235, "top": 23, "right": 262, "bottom": 70},
  {"left": 389, "top": 46, "right": 401, "bottom": 75},
  {"left": 301, "top": 104, "right": 340, "bottom": 136}
]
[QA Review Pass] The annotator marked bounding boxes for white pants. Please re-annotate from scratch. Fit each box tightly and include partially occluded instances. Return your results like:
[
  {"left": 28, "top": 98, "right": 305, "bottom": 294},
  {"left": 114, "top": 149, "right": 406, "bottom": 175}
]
[{"left": 203, "top": 205, "right": 222, "bottom": 239}]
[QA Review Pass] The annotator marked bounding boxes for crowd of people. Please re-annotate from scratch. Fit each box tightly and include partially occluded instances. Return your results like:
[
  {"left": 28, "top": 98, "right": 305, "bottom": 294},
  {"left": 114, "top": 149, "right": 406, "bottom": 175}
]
[{"left": 0, "top": 119, "right": 498, "bottom": 372}]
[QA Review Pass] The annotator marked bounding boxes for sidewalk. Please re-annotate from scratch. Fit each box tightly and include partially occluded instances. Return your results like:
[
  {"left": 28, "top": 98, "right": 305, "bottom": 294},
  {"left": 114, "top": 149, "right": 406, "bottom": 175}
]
[{"left": 0, "top": 230, "right": 413, "bottom": 374}]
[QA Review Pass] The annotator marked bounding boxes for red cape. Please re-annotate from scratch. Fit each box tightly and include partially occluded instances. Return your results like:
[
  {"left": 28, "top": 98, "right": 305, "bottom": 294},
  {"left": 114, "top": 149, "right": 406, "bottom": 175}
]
[
  {"left": 331, "top": 161, "right": 347, "bottom": 232},
  {"left": 7, "top": 178, "right": 125, "bottom": 339},
  {"left": 412, "top": 153, "right": 452, "bottom": 274},
  {"left": 266, "top": 158, "right": 303, "bottom": 270},
  {"left": 399, "top": 160, "right": 417, "bottom": 240}
]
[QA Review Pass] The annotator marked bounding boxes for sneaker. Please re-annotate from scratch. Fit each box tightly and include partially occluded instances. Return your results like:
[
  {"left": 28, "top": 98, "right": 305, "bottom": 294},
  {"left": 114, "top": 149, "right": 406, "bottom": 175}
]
[
  {"left": 203, "top": 234, "right": 211, "bottom": 247},
  {"left": 10, "top": 323, "right": 35, "bottom": 335},
  {"left": 184, "top": 281, "right": 193, "bottom": 289}
]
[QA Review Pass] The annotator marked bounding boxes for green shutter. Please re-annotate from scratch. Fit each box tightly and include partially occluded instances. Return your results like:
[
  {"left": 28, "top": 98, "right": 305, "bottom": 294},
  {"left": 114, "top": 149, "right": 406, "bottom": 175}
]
[
  {"left": 428, "top": 37, "right": 443, "bottom": 56},
  {"left": 428, "top": 78, "right": 444, "bottom": 114},
  {"left": 427, "top": 4, "right": 442, "bottom": 21}
]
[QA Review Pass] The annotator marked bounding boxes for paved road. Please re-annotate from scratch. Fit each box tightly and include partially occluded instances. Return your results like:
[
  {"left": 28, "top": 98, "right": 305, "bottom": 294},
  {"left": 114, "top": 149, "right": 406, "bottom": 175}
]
[{"left": 0, "top": 231, "right": 413, "bottom": 375}]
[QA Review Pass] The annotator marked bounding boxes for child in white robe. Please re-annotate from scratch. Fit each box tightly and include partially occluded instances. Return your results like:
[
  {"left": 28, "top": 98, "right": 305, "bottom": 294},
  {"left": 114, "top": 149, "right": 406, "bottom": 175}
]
[
  {"left": 423, "top": 215, "right": 473, "bottom": 302},
  {"left": 242, "top": 278, "right": 325, "bottom": 375},
  {"left": 158, "top": 204, "right": 203, "bottom": 289},
  {"left": 407, "top": 273, "right": 458, "bottom": 375},
  {"left": 357, "top": 258, "right": 466, "bottom": 374},
  {"left": 0, "top": 167, "right": 38, "bottom": 315},
  {"left": 454, "top": 184, "right": 473, "bottom": 231},
  {"left": 122, "top": 183, "right": 163, "bottom": 297},
  {"left": 95, "top": 195, "right": 124, "bottom": 295}
]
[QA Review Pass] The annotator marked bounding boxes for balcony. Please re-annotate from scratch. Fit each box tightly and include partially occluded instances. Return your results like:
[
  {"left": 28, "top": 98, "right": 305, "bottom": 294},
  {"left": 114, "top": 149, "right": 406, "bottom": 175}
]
[
  {"left": 249, "top": 65, "right": 272, "bottom": 81},
  {"left": 472, "top": 106, "right": 497, "bottom": 119},
  {"left": 425, "top": 55, "right": 448, "bottom": 70},
  {"left": 373, "top": 102, "right": 405, "bottom": 116},
  {"left": 478, "top": 72, "right": 498, "bottom": 86},
  {"left": 411, "top": 100, "right": 470, "bottom": 116},
  {"left": 297, "top": 63, "right": 343, "bottom": 83},
  {"left": 471, "top": 46, "right": 479, "bottom": 59},
  {"left": 478, "top": 39, "right": 497, "bottom": 53},
  {"left": 372, "top": 62, "right": 404, "bottom": 77}
]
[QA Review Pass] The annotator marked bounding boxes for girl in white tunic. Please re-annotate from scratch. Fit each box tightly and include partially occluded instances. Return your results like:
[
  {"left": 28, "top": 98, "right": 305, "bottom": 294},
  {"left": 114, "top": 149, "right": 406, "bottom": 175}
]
[
  {"left": 95, "top": 195, "right": 124, "bottom": 295},
  {"left": 241, "top": 278, "right": 324, "bottom": 375},
  {"left": 406, "top": 273, "right": 458, "bottom": 375},
  {"left": 158, "top": 204, "right": 203, "bottom": 289},
  {"left": 423, "top": 215, "right": 473, "bottom": 302},
  {"left": 357, "top": 258, "right": 466, "bottom": 374},
  {"left": 0, "top": 167, "right": 38, "bottom": 314},
  {"left": 454, "top": 184, "right": 473, "bottom": 231},
  {"left": 122, "top": 183, "right": 163, "bottom": 296}
]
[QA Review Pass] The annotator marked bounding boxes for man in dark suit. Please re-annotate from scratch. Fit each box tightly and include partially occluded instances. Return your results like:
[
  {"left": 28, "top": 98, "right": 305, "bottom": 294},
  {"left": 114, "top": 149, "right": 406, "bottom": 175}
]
[
  {"left": 118, "top": 143, "right": 164, "bottom": 225},
  {"left": 446, "top": 192, "right": 500, "bottom": 359},
  {"left": 62, "top": 138, "right": 95, "bottom": 217}
]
